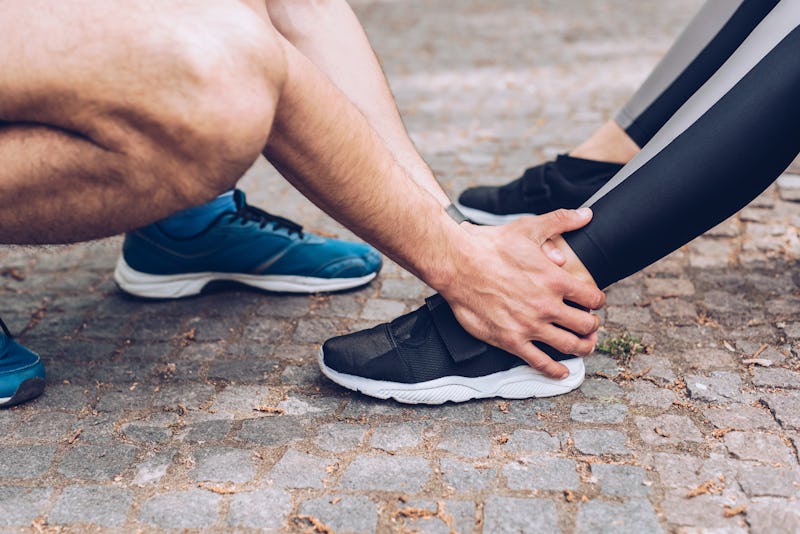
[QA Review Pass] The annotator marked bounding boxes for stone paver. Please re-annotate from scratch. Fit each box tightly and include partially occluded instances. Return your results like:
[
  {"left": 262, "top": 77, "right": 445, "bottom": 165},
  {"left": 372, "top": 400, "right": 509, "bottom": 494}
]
[
  {"left": 483, "top": 497, "right": 559, "bottom": 534},
  {"left": 298, "top": 495, "right": 378, "bottom": 534},
  {"left": 591, "top": 464, "right": 651, "bottom": 497},
  {"left": 0, "top": 446, "right": 55, "bottom": 479},
  {"left": 269, "top": 448, "right": 333, "bottom": 489},
  {"left": 191, "top": 447, "right": 255, "bottom": 483},
  {"left": 398, "top": 500, "right": 476, "bottom": 534},
  {"left": 724, "top": 431, "right": 796, "bottom": 465},
  {"left": 228, "top": 488, "right": 293, "bottom": 529},
  {"left": 138, "top": 489, "right": 220, "bottom": 529},
  {"left": 575, "top": 500, "right": 662, "bottom": 534},
  {"left": 570, "top": 402, "right": 628, "bottom": 424},
  {"left": 49, "top": 486, "right": 133, "bottom": 527},
  {"left": 370, "top": 421, "right": 428, "bottom": 452},
  {"left": 502, "top": 429, "right": 560, "bottom": 454},
  {"left": 503, "top": 456, "right": 579, "bottom": 491},
  {"left": 9, "top": 1, "right": 800, "bottom": 531},
  {"left": 440, "top": 457, "right": 496, "bottom": 492},
  {"left": 573, "top": 429, "right": 631, "bottom": 456},
  {"left": 340, "top": 454, "right": 431, "bottom": 492},
  {"left": 0, "top": 487, "right": 51, "bottom": 527},
  {"left": 57, "top": 444, "right": 138, "bottom": 480}
]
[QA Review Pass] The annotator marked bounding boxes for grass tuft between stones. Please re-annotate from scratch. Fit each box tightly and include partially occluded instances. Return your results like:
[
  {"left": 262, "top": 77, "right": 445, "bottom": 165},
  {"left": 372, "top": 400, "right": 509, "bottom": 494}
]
[{"left": 596, "top": 332, "right": 646, "bottom": 366}]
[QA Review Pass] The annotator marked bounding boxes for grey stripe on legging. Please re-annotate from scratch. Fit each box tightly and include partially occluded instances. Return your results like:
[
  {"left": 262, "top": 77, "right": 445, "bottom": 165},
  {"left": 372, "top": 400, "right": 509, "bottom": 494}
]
[
  {"left": 613, "top": 0, "right": 743, "bottom": 133},
  {"left": 584, "top": 0, "right": 799, "bottom": 209}
]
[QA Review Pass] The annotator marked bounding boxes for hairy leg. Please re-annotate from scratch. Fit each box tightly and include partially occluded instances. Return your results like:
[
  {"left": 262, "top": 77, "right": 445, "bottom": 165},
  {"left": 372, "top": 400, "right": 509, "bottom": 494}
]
[{"left": 0, "top": 0, "right": 284, "bottom": 243}]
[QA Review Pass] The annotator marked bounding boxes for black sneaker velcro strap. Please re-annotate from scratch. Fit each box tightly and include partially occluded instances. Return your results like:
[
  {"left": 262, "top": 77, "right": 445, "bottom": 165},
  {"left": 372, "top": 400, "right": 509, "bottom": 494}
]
[{"left": 425, "top": 294, "right": 488, "bottom": 363}]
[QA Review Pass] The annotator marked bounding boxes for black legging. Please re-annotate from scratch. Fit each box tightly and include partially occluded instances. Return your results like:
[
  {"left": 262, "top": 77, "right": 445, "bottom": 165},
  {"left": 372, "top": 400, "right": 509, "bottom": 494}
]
[
  {"left": 615, "top": 0, "right": 779, "bottom": 147},
  {"left": 566, "top": 0, "right": 800, "bottom": 288}
]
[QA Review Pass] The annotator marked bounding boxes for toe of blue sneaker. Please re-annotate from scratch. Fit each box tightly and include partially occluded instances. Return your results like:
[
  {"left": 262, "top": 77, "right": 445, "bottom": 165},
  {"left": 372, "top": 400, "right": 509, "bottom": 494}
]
[
  {"left": 315, "top": 244, "right": 382, "bottom": 278},
  {"left": 362, "top": 248, "right": 382, "bottom": 274},
  {"left": 271, "top": 233, "right": 383, "bottom": 279}
]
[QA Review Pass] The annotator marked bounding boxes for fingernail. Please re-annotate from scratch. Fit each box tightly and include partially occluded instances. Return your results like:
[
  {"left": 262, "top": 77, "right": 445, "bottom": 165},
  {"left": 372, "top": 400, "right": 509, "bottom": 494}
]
[
  {"left": 560, "top": 372, "right": 570, "bottom": 380},
  {"left": 577, "top": 207, "right": 592, "bottom": 218}
]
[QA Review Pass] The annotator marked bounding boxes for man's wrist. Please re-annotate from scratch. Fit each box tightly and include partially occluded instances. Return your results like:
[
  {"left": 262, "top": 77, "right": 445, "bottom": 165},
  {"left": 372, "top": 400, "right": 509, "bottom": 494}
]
[{"left": 416, "top": 207, "right": 476, "bottom": 293}]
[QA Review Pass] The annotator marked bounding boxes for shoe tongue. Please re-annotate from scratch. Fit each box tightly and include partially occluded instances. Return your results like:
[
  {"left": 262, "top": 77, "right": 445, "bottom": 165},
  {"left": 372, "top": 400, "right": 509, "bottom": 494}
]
[
  {"left": 425, "top": 294, "right": 488, "bottom": 362},
  {"left": 232, "top": 189, "right": 247, "bottom": 210}
]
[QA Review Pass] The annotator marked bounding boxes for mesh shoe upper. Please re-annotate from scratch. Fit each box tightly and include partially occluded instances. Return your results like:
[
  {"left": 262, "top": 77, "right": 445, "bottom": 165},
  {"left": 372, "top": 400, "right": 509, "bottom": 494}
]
[
  {"left": 322, "top": 294, "right": 575, "bottom": 384},
  {"left": 121, "top": 190, "right": 381, "bottom": 278},
  {"left": 458, "top": 154, "right": 624, "bottom": 215}
]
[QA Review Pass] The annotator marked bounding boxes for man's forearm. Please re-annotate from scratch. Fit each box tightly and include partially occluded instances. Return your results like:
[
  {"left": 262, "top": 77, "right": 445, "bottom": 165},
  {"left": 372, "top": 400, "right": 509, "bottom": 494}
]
[
  {"left": 264, "top": 0, "right": 451, "bottom": 206},
  {"left": 263, "top": 34, "right": 464, "bottom": 286}
]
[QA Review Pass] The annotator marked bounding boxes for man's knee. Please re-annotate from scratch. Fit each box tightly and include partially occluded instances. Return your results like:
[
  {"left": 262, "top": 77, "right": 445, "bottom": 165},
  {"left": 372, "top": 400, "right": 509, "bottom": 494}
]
[
  {"left": 163, "top": 4, "right": 287, "bottom": 198},
  {"left": 111, "top": 2, "right": 288, "bottom": 205}
]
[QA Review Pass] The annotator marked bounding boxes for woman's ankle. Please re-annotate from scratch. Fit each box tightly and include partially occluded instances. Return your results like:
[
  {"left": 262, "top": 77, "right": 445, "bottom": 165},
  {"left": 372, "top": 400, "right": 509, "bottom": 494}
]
[{"left": 569, "top": 120, "right": 640, "bottom": 164}]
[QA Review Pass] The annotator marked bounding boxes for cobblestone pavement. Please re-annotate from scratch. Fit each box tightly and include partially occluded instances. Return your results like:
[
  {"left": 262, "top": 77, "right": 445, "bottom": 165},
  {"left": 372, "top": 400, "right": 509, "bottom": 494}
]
[{"left": 2, "top": 0, "right": 799, "bottom": 532}]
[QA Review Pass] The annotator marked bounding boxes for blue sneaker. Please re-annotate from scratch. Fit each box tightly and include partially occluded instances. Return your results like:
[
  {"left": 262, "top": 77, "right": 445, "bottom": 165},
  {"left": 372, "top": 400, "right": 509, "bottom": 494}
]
[
  {"left": 114, "top": 190, "right": 382, "bottom": 298},
  {"left": 0, "top": 318, "right": 45, "bottom": 408}
]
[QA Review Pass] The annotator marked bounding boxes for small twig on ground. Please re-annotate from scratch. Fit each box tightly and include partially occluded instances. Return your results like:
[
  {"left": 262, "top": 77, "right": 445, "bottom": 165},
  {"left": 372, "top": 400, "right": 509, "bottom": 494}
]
[
  {"left": 686, "top": 478, "right": 724, "bottom": 498},
  {"left": 723, "top": 504, "right": 747, "bottom": 517}
]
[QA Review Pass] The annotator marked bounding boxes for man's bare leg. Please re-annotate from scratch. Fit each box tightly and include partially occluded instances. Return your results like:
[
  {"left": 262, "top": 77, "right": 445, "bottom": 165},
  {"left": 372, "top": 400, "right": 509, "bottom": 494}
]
[{"left": 0, "top": 0, "right": 283, "bottom": 243}]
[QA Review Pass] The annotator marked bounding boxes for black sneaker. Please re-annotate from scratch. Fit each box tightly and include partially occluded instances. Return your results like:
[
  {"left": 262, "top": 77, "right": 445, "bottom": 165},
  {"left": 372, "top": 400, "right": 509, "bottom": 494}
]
[
  {"left": 319, "top": 294, "right": 584, "bottom": 404},
  {"left": 456, "top": 154, "right": 624, "bottom": 225}
]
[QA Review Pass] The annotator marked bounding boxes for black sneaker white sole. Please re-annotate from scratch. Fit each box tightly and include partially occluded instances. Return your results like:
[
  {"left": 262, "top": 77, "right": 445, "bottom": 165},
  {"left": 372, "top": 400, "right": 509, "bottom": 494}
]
[
  {"left": 319, "top": 294, "right": 586, "bottom": 405},
  {"left": 319, "top": 347, "right": 584, "bottom": 404}
]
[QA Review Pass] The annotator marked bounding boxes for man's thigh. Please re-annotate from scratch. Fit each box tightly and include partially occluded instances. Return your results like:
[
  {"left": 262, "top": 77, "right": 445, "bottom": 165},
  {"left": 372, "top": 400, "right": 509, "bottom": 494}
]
[{"left": 0, "top": 0, "right": 274, "bottom": 148}]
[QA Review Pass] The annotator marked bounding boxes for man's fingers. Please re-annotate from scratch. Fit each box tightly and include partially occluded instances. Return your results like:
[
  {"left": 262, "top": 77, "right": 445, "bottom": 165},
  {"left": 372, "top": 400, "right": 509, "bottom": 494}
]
[
  {"left": 562, "top": 276, "right": 606, "bottom": 310},
  {"left": 515, "top": 342, "right": 570, "bottom": 379},
  {"left": 536, "top": 324, "right": 596, "bottom": 357},
  {"left": 523, "top": 207, "right": 593, "bottom": 243},
  {"left": 542, "top": 239, "right": 566, "bottom": 265},
  {"left": 553, "top": 302, "right": 600, "bottom": 336}
]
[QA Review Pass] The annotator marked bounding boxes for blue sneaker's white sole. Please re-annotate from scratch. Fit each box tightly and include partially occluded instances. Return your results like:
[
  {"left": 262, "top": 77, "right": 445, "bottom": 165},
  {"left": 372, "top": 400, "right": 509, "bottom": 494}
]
[
  {"left": 318, "top": 347, "right": 584, "bottom": 405},
  {"left": 114, "top": 257, "right": 377, "bottom": 299},
  {"left": 455, "top": 202, "right": 532, "bottom": 226}
]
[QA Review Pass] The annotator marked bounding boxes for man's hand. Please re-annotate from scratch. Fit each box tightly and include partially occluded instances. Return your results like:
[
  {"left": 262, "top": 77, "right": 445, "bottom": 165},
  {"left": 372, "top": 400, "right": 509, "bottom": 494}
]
[{"left": 436, "top": 208, "right": 605, "bottom": 379}]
